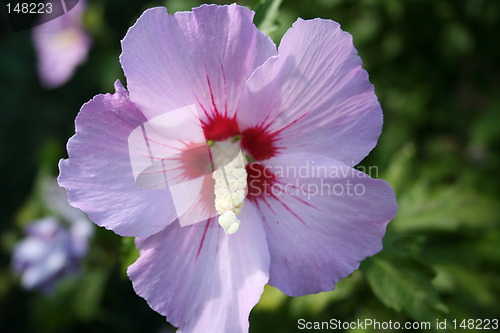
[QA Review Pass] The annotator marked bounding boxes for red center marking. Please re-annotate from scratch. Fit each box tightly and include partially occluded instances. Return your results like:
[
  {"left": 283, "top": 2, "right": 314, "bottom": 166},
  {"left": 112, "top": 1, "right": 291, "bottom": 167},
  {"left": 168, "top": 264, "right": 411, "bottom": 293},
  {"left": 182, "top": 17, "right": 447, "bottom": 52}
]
[
  {"left": 240, "top": 126, "right": 280, "bottom": 161},
  {"left": 202, "top": 113, "right": 240, "bottom": 142}
]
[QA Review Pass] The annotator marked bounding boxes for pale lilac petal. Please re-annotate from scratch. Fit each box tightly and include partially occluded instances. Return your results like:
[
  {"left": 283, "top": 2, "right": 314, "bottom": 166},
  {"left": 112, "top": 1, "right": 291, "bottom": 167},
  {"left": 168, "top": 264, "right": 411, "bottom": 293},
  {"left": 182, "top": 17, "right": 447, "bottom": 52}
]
[
  {"left": 238, "top": 19, "right": 382, "bottom": 166},
  {"left": 21, "top": 242, "right": 68, "bottom": 289},
  {"left": 69, "top": 217, "right": 94, "bottom": 257},
  {"left": 250, "top": 153, "right": 397, "bottom": 296},
  {"left": 12, "top": 218, "right": 70, "bottom": 289},
  {"left": 43, "top": 179, "right": 88, "bottom": 223},
  {"left": 120, "top": 4, "right": 276, "bottom": 121},
  {"left": 24, "top": 216, "right": 60, "bottom": 237},
  {"left": 128, "top": 204, "right": 269, "bottom": 333},
  {"left": 127, "top": 106, "right": 217, "bottom": 226},
  {"left": 33, "top": 0, "right": 90, "bottom": 88},
  {"left": 58, "top": 81, "right": 177, "bottom": 238}
]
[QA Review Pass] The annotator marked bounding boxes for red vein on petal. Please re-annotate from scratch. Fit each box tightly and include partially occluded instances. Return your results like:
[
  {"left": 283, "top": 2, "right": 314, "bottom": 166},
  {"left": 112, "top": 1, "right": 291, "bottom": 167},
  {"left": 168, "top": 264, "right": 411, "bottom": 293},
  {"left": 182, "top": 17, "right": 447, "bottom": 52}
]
[
  {"left": 196, "top": 218, "right": 213, "bottom": 261},
  {"left": 220, "top": 64, "right": 229, "bottom": 117},
  {"left": 206, "top": 76, "right": 220, "bottom": 117},
  {"left": 196, "top": 96, "right": 211, "bottom": 121},
  {"left": 273, "top": 196, "right": 307, "bottom": 225}
]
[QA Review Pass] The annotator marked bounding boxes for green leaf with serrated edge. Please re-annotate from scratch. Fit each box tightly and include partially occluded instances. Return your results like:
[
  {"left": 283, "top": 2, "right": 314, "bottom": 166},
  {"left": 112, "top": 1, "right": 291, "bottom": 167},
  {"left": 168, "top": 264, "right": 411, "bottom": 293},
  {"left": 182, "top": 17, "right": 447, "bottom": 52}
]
[{"left": 361, "top": 245, "right": 448, "bottom": 323}]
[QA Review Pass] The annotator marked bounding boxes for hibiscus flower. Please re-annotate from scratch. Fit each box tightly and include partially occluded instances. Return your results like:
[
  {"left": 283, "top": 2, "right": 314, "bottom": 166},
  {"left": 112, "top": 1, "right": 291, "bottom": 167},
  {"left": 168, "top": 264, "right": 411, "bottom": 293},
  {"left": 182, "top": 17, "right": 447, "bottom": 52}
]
[
  {"left": 59, "top": 4, "right": 397, "bottom": 332},
  {"left": 33, "top": 0, "right": 91, "bottom": 88},
  {"left": 12, "top": 180, "right": 93, "bottom": 292}
]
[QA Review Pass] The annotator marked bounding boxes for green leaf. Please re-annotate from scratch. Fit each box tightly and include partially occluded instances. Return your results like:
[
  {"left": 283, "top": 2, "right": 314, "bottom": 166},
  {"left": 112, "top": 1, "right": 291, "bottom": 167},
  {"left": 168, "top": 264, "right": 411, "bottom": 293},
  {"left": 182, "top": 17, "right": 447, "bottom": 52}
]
[
  {"left": 476, "top": 229, "right": 500, "bottom": 263},
  {"left": 433, "top": 264, "right": 496, "bottom": 310},
  {"left": 254, "top": 0, "right": 283, "bottom": 36},
  {"left": 15, "top": 170, "right": 52, "bottom": 226},
  {"left": 30, "top": 277, "right": 81, "bottom": 333},
  {"left": 419, "top": 234, "right": 500, "bottom": 317},
  {"left": 392, "top": 183, "right": 499, "bottom": 233},
  {"left": 30, "top": 269, "right": 109, "bottom": 331},
  {"left": 73, "top": 269, "right": 109, "bottom": 321},
  {"left": 362, "top": 248, "right": 448, "bottom": 323},
  {"left": 253, "top": 284, "right": 287, "bottom": 312},
  {"left": 382, "top": 142, "right": 416, "bottom": 194},
  {"left": 346, "top": 300, "right": 407, "bottom": 333},
  {"left": 289, "top": 270, "right": 362, "bottom": 316},
  {"left": 121, "top": 237, "right": 140, "bottom": 277}
]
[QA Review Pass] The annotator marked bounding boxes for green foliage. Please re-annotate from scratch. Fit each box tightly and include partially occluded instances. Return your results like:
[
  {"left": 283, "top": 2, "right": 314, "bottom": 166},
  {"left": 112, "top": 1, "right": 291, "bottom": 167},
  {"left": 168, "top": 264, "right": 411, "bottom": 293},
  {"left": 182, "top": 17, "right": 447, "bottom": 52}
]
[
  {"left": 394, "top": 183, "right": 499, "bottom": 233},
  {"left": 254, "top": 0, "right": 283, "bottom": 36},
  {"left": 30, "top": 269, "right": 109, "bottom": 332},
  {"left": 120, "top": 237, "right": 140, "bottom": 277},
  {"left": 362, "top": 244, "right": 448, "bottom": 323}
]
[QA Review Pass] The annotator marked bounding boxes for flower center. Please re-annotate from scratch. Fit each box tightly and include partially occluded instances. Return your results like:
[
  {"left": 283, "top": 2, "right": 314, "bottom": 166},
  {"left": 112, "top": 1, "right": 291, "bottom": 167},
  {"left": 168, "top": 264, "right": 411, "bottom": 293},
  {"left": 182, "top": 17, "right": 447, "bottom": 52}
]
[
  {"left": 210, "top": 139, "right": 248, "bottom": 234},
  {"left": 53, "top": 28, "right": 81, "bottom": 51}
]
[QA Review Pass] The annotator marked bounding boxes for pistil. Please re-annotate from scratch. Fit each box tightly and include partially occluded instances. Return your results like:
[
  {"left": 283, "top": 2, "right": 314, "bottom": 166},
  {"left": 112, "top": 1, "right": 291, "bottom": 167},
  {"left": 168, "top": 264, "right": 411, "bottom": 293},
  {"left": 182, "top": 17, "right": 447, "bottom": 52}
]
[{"left": 210, "top": 140, "right": 248, "bottom": 234}]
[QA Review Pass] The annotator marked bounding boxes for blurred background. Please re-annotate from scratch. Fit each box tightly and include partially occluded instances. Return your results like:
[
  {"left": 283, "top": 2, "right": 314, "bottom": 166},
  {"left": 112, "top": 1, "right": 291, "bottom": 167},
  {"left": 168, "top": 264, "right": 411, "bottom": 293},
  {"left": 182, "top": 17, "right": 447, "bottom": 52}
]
[{"left": 0, "top": 0, "right": 499, "bottom": 332}]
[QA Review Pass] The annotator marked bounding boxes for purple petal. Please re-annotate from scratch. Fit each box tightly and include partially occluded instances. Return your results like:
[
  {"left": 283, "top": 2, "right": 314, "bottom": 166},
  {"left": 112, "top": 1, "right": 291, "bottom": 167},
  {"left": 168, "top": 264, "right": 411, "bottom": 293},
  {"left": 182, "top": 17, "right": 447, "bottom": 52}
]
[
  {"left": 13, "top": 218, "right": 70, "bottom": 290},
  {"left": 69, "top": 217, "right": 94, "bottom": 258},
  {"left": 33, "top": 0, "right": 90, "bottom": 88},
  {"left": 127, "top": 107, "right": 217, "bottom": 226},
  {"left": 128, "top": 204, "right": 269, "bottom": 333},
  {"left": 43, "top": 179, "right": 88, "bottom": 224},
  {"left": 59, "top": 81, "right": 177, "bottom": 238},
  {"left": 250, "top": 153, "right": 397, "bottom": 296},
  {"left": 24, "top": 216, "right": 60, "bottom": 237},
  {"left": 238, "top": 18, "right": 382, "bottom": 166},
  {"left": 120, "top": 4, "right": 276, "bottom": 121}
]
